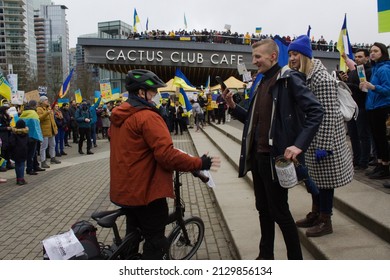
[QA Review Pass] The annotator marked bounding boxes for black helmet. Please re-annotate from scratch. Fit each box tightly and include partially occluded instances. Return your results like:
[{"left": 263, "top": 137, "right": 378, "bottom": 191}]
[{"left": 125, "top": 69, "right": 166, "bottom": 93}]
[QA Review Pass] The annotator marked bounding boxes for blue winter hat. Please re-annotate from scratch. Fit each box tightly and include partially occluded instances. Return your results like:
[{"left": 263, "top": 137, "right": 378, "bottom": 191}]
[{"left": 287, "top": 35, "right": 313, "bottom": 59}]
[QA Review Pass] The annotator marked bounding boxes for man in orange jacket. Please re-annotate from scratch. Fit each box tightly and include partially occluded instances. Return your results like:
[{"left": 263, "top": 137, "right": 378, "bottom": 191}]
[{"left": 109, "top": 69, "right": 220, "bottom": 259}]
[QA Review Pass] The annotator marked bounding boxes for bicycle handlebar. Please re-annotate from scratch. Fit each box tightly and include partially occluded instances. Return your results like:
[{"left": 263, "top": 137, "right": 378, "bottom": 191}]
[{"left": 191, "top": 170, "right": 209, "bottom": 183}]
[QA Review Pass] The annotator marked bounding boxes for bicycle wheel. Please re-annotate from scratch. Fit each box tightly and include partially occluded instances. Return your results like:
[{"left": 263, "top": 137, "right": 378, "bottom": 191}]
[
  {"left": 109, "top": 231, "right": 142, "bottom": 260},
  {"left": 166, "top": 216, "right": 205, "bottom": 260}
]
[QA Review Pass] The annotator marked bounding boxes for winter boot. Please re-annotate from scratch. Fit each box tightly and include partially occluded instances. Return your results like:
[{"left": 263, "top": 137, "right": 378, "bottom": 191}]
[
  {"left": 306, "top": 213, "right": 333, "bottom": 237},
  {"left": 296, "top": 205, "right": 319, "bottom": 228},
  {"left": 296, "top": 212, "right": 320, "bottom": 228},
  {"left": 41, "top": 161, "right": 50, "bottom": 169}
]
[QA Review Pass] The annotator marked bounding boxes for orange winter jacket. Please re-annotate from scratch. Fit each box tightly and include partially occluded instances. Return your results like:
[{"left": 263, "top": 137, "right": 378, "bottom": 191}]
[{"left": 109, "top": 97, "right": 202, "bottom": 206}]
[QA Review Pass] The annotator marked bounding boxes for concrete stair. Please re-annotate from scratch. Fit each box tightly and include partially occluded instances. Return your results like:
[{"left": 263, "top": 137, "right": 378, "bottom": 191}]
[{"left": 188, "top": 122, "right": 390, "bottom": 260}]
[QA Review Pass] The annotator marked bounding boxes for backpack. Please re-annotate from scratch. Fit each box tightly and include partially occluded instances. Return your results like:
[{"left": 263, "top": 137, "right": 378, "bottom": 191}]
[
  {"left": 331, "top": 71, "right": 359, "bottom": 122},
  {"left": 71, "top": 220, "right": 101, "bottom": 259}
]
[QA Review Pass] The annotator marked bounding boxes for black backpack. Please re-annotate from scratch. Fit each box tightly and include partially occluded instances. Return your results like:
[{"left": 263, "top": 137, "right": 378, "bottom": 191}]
[{"left": 71, "top": 220, "right": 101, "bottom": 259}]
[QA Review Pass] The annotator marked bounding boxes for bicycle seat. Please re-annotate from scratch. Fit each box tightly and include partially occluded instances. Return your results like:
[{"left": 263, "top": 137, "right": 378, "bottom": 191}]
[{"left": 91, "top": 209, "right": 125, "bottom": 228}]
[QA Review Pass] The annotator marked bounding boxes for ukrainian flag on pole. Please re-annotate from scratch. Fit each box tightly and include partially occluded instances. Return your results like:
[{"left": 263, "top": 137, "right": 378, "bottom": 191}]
[
  {"left": 173, "top": 69, "right": 193, "bottom": 111},
  {"left": 133, "top": 8, "right": 140, "bottom": 32},
  {"left": 0, "top": 73, "right": 12, "bottom": 100},
  {"left": 58, "top": 69, "right": 74, "bottom": 98},
  {"left": 378, "top": 0, "right": 390, "bottom": 33},
  {"left": 75, "top": 89, "right": 82, "bottom": 104},
  {"left": 336, "top": 14, "right": 353, "bottom": 72}
]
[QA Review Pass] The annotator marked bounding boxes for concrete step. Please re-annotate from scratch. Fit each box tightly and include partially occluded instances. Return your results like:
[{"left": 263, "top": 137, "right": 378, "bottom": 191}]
[{"left": 189, "top": 123, "right": 390, "bottom": 259}]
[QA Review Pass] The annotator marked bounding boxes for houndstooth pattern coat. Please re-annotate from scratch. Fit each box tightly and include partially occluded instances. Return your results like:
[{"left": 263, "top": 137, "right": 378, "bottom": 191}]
[{"left": 305, "top": 59, "right": 354, "bottom": 189}]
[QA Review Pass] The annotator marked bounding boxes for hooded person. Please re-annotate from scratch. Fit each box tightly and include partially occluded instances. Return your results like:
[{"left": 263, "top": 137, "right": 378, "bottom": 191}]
[
  {"left": 288, "top": 35, "right": 353, "bottom": 237},
  {"left": 109, "top": 69, "right": 220, "bottom": 260},
  {"left": 9, "top": 119, "right": 29, "bottom": 185},
  {"left": 75, "top": 99, "right": 93, "bottom": 154},
  {"left": 19, "top": 100, "right": 45, "bottom": 175}
]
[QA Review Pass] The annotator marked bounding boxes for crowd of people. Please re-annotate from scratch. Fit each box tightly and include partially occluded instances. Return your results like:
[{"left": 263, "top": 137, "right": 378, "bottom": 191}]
[
  {"left": 0, "top": 97, "right": 117, "bottom": 185},
  {"left": 0, "top": 34, "right": 389, "bottom": 260},
  {"left": 127, "top": 28, "right": 373, "bottom": 53}
]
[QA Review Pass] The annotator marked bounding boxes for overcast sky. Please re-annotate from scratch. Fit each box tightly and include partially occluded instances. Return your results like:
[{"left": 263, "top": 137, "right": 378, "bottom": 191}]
[{"left": 58, "top": 0, "right": 390, "bottom": 48}]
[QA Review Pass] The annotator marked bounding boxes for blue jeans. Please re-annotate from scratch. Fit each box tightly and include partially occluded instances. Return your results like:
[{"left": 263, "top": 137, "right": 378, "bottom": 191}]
[
  {"left": 15, "top": 161, "right": 25, "bottom": 179},
  {"left": 55, "top": 128, "right": 65, "bottom": 154},
  {"left": 312, "top": 189, "right": 334, "bottom": 215}
]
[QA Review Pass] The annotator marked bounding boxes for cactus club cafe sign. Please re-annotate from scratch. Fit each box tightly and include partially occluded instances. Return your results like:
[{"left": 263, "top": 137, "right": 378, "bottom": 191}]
[{"left": 105, "top": 48, "right": 245, "bottom": 66}]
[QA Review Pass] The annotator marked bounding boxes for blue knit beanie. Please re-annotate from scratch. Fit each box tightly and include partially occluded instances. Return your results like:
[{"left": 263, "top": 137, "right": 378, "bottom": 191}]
[{"left": 287, "top": 35, "right": 313, "bottom": 59}]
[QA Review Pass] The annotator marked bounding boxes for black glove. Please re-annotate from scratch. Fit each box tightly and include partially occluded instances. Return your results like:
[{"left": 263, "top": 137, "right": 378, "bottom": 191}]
[{"left": 200, "top": 154, "right": 212, "bottom": 170}]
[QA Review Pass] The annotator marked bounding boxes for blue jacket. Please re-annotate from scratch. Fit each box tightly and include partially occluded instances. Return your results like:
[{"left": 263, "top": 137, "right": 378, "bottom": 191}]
[
  {"left": 75, "top": 106, "right": 92, "bottom": 128},
  {"left": 365, "top": 60, "right": 390, "bottom": 110},
  {"left": 230, "top": 66, "right": 324, "bottom": 177},
  {"left": 90, "top": 97, "right": 102, "bottom": 125}
]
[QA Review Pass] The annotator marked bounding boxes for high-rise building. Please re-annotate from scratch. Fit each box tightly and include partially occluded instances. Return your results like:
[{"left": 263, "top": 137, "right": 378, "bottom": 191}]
[
  {"left": 0, "top": 0, "right": 38, "bottom": 91},
  {"left": 34, "top": 2, "right": 69, "bottom": 97}
]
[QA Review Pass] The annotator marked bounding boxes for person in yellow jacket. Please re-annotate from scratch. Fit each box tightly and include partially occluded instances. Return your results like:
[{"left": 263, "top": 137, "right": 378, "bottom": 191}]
[{"left": 36, "top": 96, "right": 61, "bottom": 168}]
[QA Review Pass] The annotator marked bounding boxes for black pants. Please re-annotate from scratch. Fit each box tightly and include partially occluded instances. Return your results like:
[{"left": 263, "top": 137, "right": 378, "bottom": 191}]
[
  {"left": 251, "top": 153, "right": 302, "bottom": 260},
  {"left": 125, "top": 198, "right": 169, "bottom": 260},
  {"left": 367, "top": 107, "right": 390, "bottom": 162},
  {"left": 78, "top": 127, "right": 92, "bottom": 152}
]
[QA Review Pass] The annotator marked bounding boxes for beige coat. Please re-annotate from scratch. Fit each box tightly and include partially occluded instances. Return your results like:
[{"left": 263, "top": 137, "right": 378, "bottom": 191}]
[{"left": 37, "top": 105, "right": 58, "bottom": 137}]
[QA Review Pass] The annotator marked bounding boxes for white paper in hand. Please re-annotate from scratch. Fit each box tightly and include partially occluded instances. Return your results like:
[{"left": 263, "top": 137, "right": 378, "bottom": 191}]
[
  {"left": 202, "top": 170, "right": 216, "bottom": 188},
  {"left": 42, "top": 229, "right": 84, "bottom": 260}
]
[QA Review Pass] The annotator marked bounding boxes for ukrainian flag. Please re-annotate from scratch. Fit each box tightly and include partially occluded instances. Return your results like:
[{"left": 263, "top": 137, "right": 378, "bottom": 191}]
[
  {"left": 133, "top": 8, "right": 140, "bottom": 32},
  {"left": 19, "top": 109, "right": 43, "bottom": 142},
  {"left": 173, "top": 69, "right": 195, "bottom": 89},
  {"left": 336, "top": 14, "right": 354, "bottom": 72},
  {"left": 0, "top": 74, "right": 12, "bottom": 101},
  {"left": 378, "top": 0, "right": 390, "bottom": 33},
  {"left": 255, "top": 27, "right": 262, "bottom": 34},
  {"left": 58, "top": 69, "right": 74, "bottom": 98},
  {"left": 75, "top": 89, "right": 82, "bottom": 104}
]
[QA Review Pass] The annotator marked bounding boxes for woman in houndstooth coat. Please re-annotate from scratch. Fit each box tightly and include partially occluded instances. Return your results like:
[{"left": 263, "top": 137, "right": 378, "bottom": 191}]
[{"left": 288, "top": 35, "right": 354, "bottom": 237}]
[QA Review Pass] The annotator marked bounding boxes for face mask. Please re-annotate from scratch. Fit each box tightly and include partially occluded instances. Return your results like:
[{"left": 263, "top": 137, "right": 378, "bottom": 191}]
[{"left": 151, "top": 92, "right": 162, "bottom": 106}]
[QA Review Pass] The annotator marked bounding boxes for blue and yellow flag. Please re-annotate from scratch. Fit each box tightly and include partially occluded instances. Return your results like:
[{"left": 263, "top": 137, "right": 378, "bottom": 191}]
[
  {"left": 173, "top": 69, "right": 195, "bottom": 89},
  {"left": 378, "top": 0, "right": 390, "bottom": 33},
  {"left": 75, "top": 89, "right": 82, "bottom": 104},
  {"left": 133, "top": 8, "right": 140, "bottom": 32},
  {"left": 58, "top": 69, "right": 74, "bottom": 98},
  {"left": 336, "top": 14, "right": 354, "bottom": 72},
  {"left": 179, "top": 88, "right": 192, "bottom": 112},
  {"left": 19, "top": 109, "right": 43, "bottom": 142},
  {"left": 0, "top": 73, "right": 12, "bottom": 101},
  {"left": 255, "top": 27, "right": 262, "bottom": 34}
]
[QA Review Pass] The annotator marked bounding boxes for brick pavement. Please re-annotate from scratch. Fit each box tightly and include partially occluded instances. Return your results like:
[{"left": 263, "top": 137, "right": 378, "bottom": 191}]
[{"left": 0, "top": 133, "right": 238, "bottom": 260}]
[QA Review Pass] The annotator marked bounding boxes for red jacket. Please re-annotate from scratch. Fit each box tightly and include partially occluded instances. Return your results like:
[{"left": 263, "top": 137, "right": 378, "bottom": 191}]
[{"left": 110, "top": 98, "right": 202, "bottom": 206}]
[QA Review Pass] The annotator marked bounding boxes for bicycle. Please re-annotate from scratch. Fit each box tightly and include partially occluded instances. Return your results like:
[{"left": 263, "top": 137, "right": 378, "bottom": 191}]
[{"left": 44, "top": 170, "right": 209, "bottom": 260}]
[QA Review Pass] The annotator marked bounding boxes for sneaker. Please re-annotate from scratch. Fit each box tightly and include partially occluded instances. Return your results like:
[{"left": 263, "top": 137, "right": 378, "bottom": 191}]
[
  {"left": 34, "top": 166, "right": 46, "bottom": 172},
  {"left": 365, "top": 165, "right": 381, "bottom": 176},
  {"left": 55, "top": 152, "right": 62, "bottom": 157},
  {"left": 61, "top": 151, "right": 67, "bottom": 156},
  {"left": 41, "top": 161, "right": 50, "bottom": 169},
  {"left": 0, "top": 178, "right": 7, "bottom": 183},
  {"left": 87, "top": 150, "right": 94, "bottom": 155},
  {"left": 50, "top": 158, "right": 61, "bottom": 164},
  {"left": 16, "top": 179, "right": 27, "bottom": 185},
  {"left": 27, "top": 171, "right": 38, "bottom": 175},
  {"left": 369, "top": 166, "right": 390, "bottom": 179}
]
